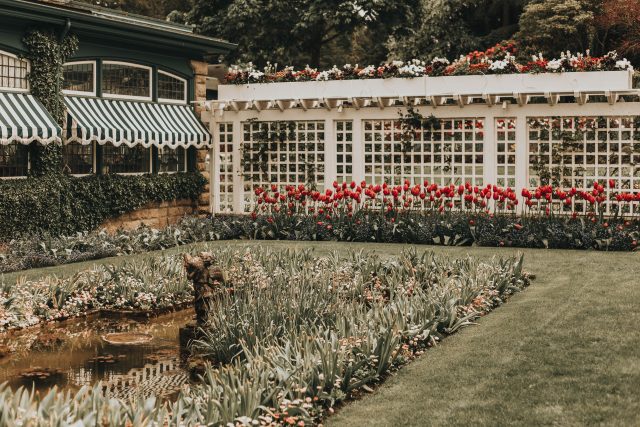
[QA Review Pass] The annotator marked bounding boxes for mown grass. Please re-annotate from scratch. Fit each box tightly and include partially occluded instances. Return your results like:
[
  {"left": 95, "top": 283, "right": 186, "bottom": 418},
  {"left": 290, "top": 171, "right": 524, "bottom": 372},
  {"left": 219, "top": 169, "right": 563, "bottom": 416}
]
[
  {"left": 3, "top": 241, "right": 638, "bottom": 426},
  {"left": 328, "top": 246, "right": 640, "bottom": 427}
]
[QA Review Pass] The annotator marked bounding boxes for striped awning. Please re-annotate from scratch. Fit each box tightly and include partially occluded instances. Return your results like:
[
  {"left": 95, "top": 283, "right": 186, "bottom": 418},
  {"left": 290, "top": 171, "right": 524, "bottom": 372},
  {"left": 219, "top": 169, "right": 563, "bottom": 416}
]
[
  {"left": 0, "top": 92, "right": 62, "bottom": 145},
  {"left": 64, "top": 96, "right": 211, "bottom": 148}
]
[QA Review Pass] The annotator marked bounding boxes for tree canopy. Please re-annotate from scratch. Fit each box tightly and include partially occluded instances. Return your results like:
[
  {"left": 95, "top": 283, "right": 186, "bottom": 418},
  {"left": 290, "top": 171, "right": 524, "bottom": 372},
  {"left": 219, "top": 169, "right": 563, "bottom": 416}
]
[{"left": 89, "top": 0, "right": 640, "bottom": 67}]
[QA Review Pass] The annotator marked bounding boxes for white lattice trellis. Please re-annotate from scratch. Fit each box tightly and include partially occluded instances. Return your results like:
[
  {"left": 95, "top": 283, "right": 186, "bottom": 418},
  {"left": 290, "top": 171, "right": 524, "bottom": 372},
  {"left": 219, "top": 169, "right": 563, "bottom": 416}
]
[
  {"left": 496, "top": 118, "right": 517, "bottom": 188},
  {"left": 241, "top": 120, "right": 325, "bottom": 211},
  {"left": 335, "top": 120, "right": 353, "bottom": 183},
  {"left": 362, "top": 118, "right": 484, "bottom": 186},
  {"left": 528, "top": 116, "right": 640, "bottom": 214}
]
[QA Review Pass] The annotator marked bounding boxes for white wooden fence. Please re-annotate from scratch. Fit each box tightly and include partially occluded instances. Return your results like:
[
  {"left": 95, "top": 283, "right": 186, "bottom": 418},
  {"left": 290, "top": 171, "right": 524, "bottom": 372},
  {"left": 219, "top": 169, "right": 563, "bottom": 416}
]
[{"left": 202, "top": 71, "right": 640, "bottom": 215}]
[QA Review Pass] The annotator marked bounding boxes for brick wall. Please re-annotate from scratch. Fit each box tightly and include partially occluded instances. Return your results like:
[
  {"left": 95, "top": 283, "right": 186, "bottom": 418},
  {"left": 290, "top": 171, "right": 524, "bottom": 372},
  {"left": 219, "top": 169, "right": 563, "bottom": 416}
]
[{"left": 101, "top": 199, "right": 196, "bottom": 232}]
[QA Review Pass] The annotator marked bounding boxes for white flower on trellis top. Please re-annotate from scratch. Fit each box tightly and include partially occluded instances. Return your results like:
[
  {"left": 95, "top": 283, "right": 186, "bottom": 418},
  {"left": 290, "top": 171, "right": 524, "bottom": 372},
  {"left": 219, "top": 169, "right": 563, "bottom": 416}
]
[
  {"left": 358, "top": 65, "right": 376, "bottom": 77},
  {"left": 615, "top": 59, "right": 633, "bottom": 71},
  {"left": 546, "top": 59, "right": 562, "bottom": 71},
  {"left": 489, "top": 60, "right": 508, "bottom": 71},
  {"left": 430, "top": 57, "right": 450, "bottom": 67},
  {"left": 315, "top": 71, "right": 330, "bottom": 81},
  {"left": 248, "top": 71, "right": 264, "bottom": 81}
]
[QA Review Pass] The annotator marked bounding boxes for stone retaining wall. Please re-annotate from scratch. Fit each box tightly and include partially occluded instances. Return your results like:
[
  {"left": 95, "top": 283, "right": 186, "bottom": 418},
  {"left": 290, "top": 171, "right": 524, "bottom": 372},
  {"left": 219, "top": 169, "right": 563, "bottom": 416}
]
[{"left": 101, "top": 199, "right": 196, "bottom": 232}]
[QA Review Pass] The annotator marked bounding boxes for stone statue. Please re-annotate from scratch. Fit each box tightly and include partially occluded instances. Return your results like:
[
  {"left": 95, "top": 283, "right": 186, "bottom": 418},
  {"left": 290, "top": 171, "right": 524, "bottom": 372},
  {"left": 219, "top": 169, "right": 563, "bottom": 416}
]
[{"left": 182, "top": 252, "right": 225, "bottom": 327}]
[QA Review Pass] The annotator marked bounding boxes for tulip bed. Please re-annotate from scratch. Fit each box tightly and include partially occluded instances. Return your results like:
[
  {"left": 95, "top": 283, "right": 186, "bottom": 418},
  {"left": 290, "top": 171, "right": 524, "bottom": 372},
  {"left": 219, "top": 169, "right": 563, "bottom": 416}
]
[
  {"left": 0, "top": 246, "right": 531, "bottom": 426},
  {"left": 239, "top": 180, "right": 640, "bottom": 251}
]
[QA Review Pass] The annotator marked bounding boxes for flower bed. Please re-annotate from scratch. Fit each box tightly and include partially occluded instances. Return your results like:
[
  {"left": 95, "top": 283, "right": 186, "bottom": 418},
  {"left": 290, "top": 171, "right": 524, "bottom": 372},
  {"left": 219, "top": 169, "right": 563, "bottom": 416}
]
[
  {"left": 226, "top": 43, "right": 634, "bottom": 84},
  {"left": 0, "top": 246, "right": 531, "bottom": 426},
  {"left": 0, "top": 216, "right": 216, "bottom": 274},
  {"left": 241, "top": 181, "right": 639, "bottom": 251},
  {"left": 0, "top": 255, "right": 191, "bottom": 332}
]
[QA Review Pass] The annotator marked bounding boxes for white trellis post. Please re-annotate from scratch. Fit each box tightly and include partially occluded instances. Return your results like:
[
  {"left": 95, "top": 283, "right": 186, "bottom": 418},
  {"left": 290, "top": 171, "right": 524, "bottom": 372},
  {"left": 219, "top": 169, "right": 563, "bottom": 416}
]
[
  {"left": 483, "top": 114, "right": 497, "bottom": 188},
  {"left": 323, "top": 118, "right": 336, "bottom": 190},
  {"left": 351, "top": 118, "right": 365, "bottom": 184},
  {"left": 232, "top": 121, "right": 243, "bottom": 213}
]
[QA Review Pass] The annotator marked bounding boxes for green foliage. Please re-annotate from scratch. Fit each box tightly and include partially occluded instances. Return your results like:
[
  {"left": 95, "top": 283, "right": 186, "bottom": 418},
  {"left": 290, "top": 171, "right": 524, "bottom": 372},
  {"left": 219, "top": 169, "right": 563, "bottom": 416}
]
[
  {"left": 0, "top": 216, "right": 215, "bottom": 274},
  {"left": 0, "top": 173, "right": 205, "bottom": 240},
  {"left": 22, "top": 31, "right": 79, "bottom": 176},
  {"left": 516, "top": 0, "right": 598, "bottom": 57},
  {"left": 183, "top": 0, "right": 417, "bottom": 67},
  {"left": 212, "top": 211, "right": 640, "bottom": 251},
  {"left": 0, "top": 255, "right": 191, "bottom": 331}
]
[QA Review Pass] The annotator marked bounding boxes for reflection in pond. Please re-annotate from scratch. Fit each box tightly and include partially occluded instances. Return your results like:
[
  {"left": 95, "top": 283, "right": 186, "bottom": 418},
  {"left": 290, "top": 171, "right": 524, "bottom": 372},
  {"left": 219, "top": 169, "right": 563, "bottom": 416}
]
[{"left": 0, "top": 309, "right": 194, "bottom": 400}]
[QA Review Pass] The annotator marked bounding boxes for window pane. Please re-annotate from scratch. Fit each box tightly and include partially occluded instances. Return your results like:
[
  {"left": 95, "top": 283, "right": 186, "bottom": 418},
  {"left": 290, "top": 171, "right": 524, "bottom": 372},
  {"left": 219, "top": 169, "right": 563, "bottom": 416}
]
[
  {"left": 102, "top": 63, "right": 150, "bottom": 98},
  {"left": 63, "top": 143, "right": 93, "bottom": 174},
  {"left": 62, "top": 63, "right": 94, "bottom": 93},
  {"left": 158, "top": 73, "right": 185, "bottom": 102},
  {"left": 103, "top": 145, "right": 150, "bottom": 174},
  {"left": 0, "top": 143, "right": 28, "bottom": 177},
  {"left": 0, "top": 52, "right": 28, "bottom": 90},
  {"left": 159, "top": 147, "right": 186, "bottom": 172}
]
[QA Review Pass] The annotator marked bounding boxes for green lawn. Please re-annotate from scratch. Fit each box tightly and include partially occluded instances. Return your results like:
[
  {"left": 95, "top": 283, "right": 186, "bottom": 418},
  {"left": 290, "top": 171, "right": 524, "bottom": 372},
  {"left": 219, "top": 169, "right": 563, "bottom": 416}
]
[{"left": 3, "top": 241, "right": 639, "bottom": 426}]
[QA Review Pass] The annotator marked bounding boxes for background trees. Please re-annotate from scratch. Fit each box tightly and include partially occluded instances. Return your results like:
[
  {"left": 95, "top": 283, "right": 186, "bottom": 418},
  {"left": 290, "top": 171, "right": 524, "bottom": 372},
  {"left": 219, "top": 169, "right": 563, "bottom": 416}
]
[{"left": 83, "top": 0, "right": 640, "bottom": 68}]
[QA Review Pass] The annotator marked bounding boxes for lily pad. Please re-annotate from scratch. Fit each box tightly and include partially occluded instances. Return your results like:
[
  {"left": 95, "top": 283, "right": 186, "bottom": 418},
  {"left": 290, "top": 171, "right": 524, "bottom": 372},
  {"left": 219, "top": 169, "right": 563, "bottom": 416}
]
[{"left": 101, "top": 332, "right": 153, "bottom": 345}]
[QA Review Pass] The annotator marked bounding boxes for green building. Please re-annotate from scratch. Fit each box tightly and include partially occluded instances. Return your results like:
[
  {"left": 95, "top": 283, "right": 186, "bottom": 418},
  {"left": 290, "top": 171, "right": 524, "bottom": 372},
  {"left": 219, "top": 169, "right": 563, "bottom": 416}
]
[{"left": 0, "top": 0, "right": 234, "bottom": 179}]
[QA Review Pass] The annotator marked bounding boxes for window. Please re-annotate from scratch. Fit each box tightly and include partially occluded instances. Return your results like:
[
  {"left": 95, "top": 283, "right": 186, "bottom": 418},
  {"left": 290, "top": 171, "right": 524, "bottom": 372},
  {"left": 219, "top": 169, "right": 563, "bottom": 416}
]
[
  {"left": 103, "top": 145, "right": 151, "bottom": 174},
  {"left": 0, "top": 51, "right": 28, "bottom": 91},
  {"left": 63, "top": 143, "right": 93, "bottom": 175},
  {"left": 62, "top": 62, "right": 95, "bottom": 95},
  {"left": 102, "top": 62, "right": 151, "bottom": 100},
  {"left": 158, "top": 147, "right": 186, "bottom": 172},
  {"left": 0, "top": 143, "right": 29, "bottom": 177},
  {"left": 158, "top": 71, "right": 187, "bottom": 103}
]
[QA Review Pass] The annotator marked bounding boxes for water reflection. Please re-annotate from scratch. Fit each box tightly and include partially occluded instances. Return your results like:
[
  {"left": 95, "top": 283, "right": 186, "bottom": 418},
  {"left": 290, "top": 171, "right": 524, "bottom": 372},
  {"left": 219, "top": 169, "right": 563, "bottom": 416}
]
[{"left": 0, "top": 309, "right": 194, "bottom": 399}]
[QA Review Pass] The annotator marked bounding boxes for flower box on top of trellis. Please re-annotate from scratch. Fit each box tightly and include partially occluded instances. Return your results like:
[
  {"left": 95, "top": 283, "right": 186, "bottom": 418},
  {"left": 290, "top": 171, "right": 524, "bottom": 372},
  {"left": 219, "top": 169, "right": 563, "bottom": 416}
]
[{"left": 218, "top": 70, "right": 634, "bottom": 103}]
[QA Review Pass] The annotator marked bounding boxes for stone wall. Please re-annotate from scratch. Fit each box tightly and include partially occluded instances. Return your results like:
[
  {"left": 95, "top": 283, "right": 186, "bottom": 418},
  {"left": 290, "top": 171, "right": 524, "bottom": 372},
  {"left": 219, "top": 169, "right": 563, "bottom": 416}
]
[
  {"left": 101, "top": 199, "right": 196, "bottom": 233},
  {"left": 191, "top": 59, "right": 211, "bottom": 215}
]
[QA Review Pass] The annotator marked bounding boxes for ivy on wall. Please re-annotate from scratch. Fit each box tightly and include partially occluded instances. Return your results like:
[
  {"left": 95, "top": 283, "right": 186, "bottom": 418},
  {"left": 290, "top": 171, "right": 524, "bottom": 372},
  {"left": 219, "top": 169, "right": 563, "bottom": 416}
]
[
  {"left": 0, "top": 172, "right": 206, "bottom": 239},
  {"left": 22, "top": 30, "right": 79, "bottom": 176}
]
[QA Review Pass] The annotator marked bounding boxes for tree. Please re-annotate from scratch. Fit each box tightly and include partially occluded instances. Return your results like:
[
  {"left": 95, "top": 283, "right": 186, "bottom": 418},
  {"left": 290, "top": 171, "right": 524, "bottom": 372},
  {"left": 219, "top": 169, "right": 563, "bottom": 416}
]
[
  {"left": 388, "top": 0, "right": 529, "bottom": 61},
  {"left": 182, "top": 0, "right": 417, "bottom": 67},
  {"left": 515, "top": 0, "right": 599, "bottom": 57},
  {"left": 79, "top": 0, "right": 192, "bottom": 19},
  {"left": 595, "top": 0, "right": 640, "bottom": 62}
]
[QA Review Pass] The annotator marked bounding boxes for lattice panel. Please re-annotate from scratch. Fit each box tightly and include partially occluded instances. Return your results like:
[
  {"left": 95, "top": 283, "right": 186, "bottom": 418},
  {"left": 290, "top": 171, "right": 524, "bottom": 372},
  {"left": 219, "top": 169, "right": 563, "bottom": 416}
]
[
  {"left": 218, "top": 123, "right": 234, "bottom": 212},
  {"left": 528, "top": 116, "right": 640, "bottom": 214},
  {"left": 242, "top": 121, "right": 325, "bottom": 211},
  {"left": 496, "top": 118, "right": 517, "bottom": 188},
  {"left": 362, "top": 118, "right": 484, "bottom": 186},
  {"left": 335, "top": 121, "right": 353, "bottom": 183}
]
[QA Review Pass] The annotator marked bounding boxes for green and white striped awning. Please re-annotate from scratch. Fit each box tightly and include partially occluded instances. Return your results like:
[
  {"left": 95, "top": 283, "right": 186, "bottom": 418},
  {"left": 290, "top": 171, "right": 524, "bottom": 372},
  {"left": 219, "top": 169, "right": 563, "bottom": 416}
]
[
  {"left": 64, "top": 96, "right": 211, "bottom": 148},
  {"left": 0, "top": 92, "right": 62, "bottom": 145}
]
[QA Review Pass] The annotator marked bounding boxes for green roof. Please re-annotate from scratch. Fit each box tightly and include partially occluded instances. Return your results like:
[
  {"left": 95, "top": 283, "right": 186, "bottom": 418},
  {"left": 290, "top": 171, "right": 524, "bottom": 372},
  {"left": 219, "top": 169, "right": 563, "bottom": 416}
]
[{"left": 0, "top": 0, "right": 236, "bottom": 59}]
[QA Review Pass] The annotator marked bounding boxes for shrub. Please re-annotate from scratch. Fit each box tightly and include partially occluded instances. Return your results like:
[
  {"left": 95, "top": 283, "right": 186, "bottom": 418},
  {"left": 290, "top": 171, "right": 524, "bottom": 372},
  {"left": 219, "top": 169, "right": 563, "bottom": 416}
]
[{"left": 0, "top": 172, "right": 206, "bottom": 240}]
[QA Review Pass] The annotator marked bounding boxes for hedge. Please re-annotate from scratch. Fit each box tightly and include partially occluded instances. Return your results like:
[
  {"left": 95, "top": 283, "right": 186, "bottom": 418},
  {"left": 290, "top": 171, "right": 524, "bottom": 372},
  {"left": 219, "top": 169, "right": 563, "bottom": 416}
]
[{"left": 0, "top": 172, "right": 206, "bottom": 240}]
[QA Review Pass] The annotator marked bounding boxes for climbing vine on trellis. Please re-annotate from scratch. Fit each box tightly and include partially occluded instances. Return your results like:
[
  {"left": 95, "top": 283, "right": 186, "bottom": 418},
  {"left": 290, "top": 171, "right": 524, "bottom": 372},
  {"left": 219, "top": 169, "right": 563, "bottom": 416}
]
[
  {"left": 241, "top": 120, "right": 321, "bottom": 188},
  {"left": 22, "top": 30, "right": 78, "bottom": 176},
  {"left": 398, "top": 106, "right": 440, "bottom": 154}
]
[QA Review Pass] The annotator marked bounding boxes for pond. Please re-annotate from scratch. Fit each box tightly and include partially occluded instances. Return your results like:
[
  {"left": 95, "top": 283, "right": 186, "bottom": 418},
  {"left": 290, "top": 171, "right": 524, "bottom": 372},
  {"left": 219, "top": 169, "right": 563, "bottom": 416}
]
[{"left": 0, "top": 309, "right": 194, "bottom": 400}]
